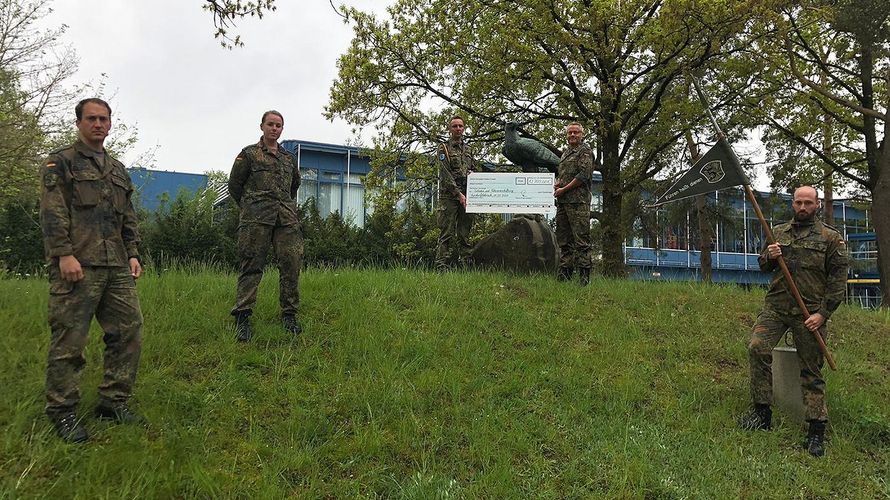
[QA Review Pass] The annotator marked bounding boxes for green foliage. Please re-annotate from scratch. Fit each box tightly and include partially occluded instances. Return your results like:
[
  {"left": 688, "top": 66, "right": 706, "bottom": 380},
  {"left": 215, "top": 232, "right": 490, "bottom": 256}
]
[
  {"left": 327, "top": 0, "right": 770, "bottom": 276},
  {"left": 387, "top": 197, "right": 438, "bottom": 264},
  {"left": 0, "top": 200, "right": 43, "bottom": 274},
  {"left": 142, "top": 187, "right": 238, "bottom": 269},
  {"left": 202, "top": 0, "right": 278, "bottom": 48},
  {"left": 300, "top": 198, "right": 363, "bottom": 267},
  {"left": 0, "top": 0, "right": 84, "bottom": 205},
  {"left": 1, "top": 270, "right": 889, "bottom": 496},
  {"left": 0, "top": 68, "right": 43, "bottom": 203}
]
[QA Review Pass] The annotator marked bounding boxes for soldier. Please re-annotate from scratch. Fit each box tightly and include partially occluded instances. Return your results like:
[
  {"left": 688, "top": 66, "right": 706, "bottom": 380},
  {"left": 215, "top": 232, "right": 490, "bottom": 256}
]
[
  {"left": 738, "top": 186, "right": 848, "bottom": 457},
  {"left": 40, "top": 98, "right": 145, "bottom": 443},
  {"left": 554, "top": 122, "right": 594, "bottom": 286},
  {"left": 228, "top": 110, "right": 303, "bottom": 341},
  {"left": 435, "top": 115, "right": 476, "bottom": 270}
]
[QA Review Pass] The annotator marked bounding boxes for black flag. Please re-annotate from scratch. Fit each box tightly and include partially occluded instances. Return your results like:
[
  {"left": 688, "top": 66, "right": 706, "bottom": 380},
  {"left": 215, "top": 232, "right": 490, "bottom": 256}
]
[{"left": 649, "top": 138, "right": 748, "bottom": 206}]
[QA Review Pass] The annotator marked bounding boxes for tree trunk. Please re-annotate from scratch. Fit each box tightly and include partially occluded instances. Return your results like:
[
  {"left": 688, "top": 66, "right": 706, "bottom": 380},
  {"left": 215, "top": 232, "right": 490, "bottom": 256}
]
[
  {"left": 599, "top": 133, "right": 625, "bottom": 278},
  {"left": 872, "top": 142, "right": 890, "bottom": 307},
  {"left": 821, "top": 61, "right": 834, "bottom": 223},
  {"left": 696, "top": 194, "right": 714, "bottom": 284},
  {"left": 684, "top": 130, "right": 712, "bottom": 283}
]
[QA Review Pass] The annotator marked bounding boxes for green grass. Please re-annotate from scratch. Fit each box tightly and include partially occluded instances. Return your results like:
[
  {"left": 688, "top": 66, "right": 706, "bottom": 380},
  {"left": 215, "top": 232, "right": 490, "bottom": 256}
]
[{"left": 1, "top": 268, "right": 888, "bottom": 498}]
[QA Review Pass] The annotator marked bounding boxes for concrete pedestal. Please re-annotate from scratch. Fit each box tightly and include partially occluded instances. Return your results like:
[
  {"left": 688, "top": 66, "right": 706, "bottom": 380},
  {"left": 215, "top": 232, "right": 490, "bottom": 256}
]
[{"left": 772, "top": 346, "right": 805, "bottom": 423}]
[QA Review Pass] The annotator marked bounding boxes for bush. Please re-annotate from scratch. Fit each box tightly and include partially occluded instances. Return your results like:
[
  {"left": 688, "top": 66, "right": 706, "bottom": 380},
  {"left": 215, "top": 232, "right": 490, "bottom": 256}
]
[
  {"left": 300, "top": 198, "right": 363, "bottom": 267},
  {"left": 4, "top": 188, "right": 505, "bottom": 274},
  {"left": 0, "top": 200, "right": 44, "bottom": 275},
  {"left": 141, "top": 188, "right": 237, "bottom": 269}
]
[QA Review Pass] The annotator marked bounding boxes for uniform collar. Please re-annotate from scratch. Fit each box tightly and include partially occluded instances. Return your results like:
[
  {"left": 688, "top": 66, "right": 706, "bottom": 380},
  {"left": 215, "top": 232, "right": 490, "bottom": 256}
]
[
  {"left": 257, "top": 138, "right": 282, "bottom": 155},
  {"left": 73, "top": 140, "right": 106, "bottom": 158},
  {"left": 73, "top": 140, "right": 112, "bottom": 175},
  {"left": 789, "top": 218, "right": 820, "bottom": 235},
  {"left": 447, "top": 137, "right": 464, "bottom": 147}
]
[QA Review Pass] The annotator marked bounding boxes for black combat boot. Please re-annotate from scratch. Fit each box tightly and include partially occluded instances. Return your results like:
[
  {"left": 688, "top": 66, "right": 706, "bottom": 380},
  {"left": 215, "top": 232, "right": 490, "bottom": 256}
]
[
  {"left": 738, "top": 403, "right": 772, "bottom": 431},
  {"left": 49, "top": 412, "right": 89, "bottom": 443},
  {"left": 95, "top": 403, "right": 147, "bottom": 425},
  {"left": 805, "top": 420, "right": 826, "bottom": 457},
  {"left": 234, "top": 311, "right": 253, "bottom": 342},
  {"left": 557, "top": 267, "right": 573, "bottom": 282},
  {"left": 579, "top": 268, "right": 591, "bottom": 287},
  {"left": 283, "top": 314, "right": 302, "bottom": 336}
]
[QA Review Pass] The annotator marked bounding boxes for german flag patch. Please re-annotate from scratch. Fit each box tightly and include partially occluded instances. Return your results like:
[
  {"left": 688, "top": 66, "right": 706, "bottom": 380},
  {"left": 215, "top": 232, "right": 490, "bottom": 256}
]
[{"left": 46, "top": 161, "right": 57, "bottom": 168}]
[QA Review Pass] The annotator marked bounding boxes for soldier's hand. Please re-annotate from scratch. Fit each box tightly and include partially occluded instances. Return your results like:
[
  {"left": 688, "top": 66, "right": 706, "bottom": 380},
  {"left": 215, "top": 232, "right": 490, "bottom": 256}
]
[
  {"left": 59, "top": 255, "right": 84, "bottom": 282},
  {"left": 129, "top": 257, "right": 142, "bottom": 280},
  {"left": 804, "top": 312, "right": 826, "bottom": 332},
  {"left": 767, "top": 243, "right": 782, "bottom": 260},
  {"left": 459, "top": 193, "right": 467, "bottom": 208}
]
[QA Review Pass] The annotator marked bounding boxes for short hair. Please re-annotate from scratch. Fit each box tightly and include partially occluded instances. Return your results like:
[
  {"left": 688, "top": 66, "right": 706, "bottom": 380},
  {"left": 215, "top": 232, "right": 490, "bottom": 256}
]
[
  {"left": 75, "top": 98, "right": 112, "bottom": 121},
  {"left": 449, "top": 115, "right": 465, "bottom": 125},
  {"left": 261, "top": 110, "right": 284, "bottom": 124},
  {"left": 566, "top": 122, "right": 584, "bottom": 132}
]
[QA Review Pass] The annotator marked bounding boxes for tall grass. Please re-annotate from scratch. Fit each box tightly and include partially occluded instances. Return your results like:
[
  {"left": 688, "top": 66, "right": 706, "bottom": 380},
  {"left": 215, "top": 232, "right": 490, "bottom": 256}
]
[{"left": 1, "top": 269, "right": 888, "bottom": 498}]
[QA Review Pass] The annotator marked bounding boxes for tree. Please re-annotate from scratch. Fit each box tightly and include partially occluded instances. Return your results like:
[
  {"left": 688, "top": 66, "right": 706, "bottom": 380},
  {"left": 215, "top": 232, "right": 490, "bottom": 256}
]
[
  {"left": 746, "top": 1, "right": 889, "bottom": 305},
  {"left": 327, "top": 0, "right": 767, "bottom": 277},
  {"left": 0, "top": 0, "right": 79, "bottom": 203},
  {"left": 202, "top": 0, "right": 278, "bottom": 48}
]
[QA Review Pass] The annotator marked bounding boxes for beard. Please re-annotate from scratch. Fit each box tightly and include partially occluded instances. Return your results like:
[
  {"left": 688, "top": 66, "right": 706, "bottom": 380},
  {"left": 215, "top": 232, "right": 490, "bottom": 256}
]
[{"left": 794, "top": 210, "right": 815, "bottom": 222}]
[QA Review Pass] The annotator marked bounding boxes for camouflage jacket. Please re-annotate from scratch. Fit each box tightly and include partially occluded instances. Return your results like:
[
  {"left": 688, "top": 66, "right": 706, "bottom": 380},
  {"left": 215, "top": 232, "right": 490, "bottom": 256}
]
[
  {"left": 556, "top": 143, "right": 594, "bottom": 205},
  {"left": 39, "top": 140, "right": 140, "bottom": 266},
  {"left": 759, "top": 219, "right": 849, "bottom": 318},
  {"left": 438, "top": 139, "right": 475, "bottom": 199},
  {"left": 228, "top": 139, "right": 301, "bottom": 226}
]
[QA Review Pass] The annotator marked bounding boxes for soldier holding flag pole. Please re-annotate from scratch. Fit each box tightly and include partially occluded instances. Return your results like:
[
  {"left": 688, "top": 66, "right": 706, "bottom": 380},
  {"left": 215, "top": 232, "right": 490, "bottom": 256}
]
[{"left": 652, "top": 76, "right": 846, "bottom": 457}]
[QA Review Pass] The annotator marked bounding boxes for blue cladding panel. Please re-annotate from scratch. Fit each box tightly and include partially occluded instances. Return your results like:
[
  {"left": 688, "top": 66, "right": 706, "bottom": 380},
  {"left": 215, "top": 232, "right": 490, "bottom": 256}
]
[{"left": 128, "top": 168, "right": 208, "bottom": 212}]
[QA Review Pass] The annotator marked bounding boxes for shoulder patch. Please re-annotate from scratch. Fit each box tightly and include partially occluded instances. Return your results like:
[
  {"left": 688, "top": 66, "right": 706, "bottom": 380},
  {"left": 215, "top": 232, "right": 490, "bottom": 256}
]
[
  {"left": 49, "top": 144, "right": 72, "bottom": 155},
  {"left": 438, "top": 153, "right": 446, "bottom": 161},
  {"left": 45, "top": 161, "right": 57, "bottom": 169},
  {"left": 821, "top": 221, "right": 841, "bottom": 234},
  {"left": 43, "top": 171, "right": 60, "bottom": 188}
]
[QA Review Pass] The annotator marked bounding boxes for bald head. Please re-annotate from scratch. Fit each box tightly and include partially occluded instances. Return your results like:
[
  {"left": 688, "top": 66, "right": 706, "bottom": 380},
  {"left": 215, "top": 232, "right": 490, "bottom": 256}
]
[
  {"left": 792, "top": 185, "right": 820, "bottom": 222},
  {"left": 794, "top": 186, "right": 818, "bottom": 201}
]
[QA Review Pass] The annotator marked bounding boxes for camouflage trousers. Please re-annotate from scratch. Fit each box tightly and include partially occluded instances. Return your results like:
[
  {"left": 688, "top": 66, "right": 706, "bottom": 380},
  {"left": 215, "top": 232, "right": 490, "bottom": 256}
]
[
  {"left": 555, "top": 203, "right": 592, "bottom": 270},
  {"left": 748, "top": 308, "right": 829, "bottom": 421},
  {"left": 46, "top": 265, "right": 143, "bottom": 415},
  {"left": 232, "top": 222, "right": 303, "bottom": 316},
  {"left": 435, "top": 196, "right": 474, "bottom": 270}
]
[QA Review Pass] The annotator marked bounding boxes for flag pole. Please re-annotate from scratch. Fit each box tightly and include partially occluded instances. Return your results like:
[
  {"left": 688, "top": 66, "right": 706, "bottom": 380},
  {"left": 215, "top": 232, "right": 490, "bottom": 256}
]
[{"left": 690, "top": 76, "right": 837, "bottom": 370}]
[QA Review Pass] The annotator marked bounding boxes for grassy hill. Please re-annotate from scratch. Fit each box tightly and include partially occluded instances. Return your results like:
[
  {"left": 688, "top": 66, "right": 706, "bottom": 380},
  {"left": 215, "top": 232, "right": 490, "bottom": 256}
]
[{"left": 1, "top": 268, "right": 888, "bottom": 498}]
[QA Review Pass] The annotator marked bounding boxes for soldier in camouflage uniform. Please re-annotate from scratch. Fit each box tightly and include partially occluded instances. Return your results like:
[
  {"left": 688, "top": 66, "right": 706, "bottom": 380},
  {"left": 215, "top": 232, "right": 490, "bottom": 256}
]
[
  {"left": 435, "top": 116, "right": 476, "bottom": 270},
  {"left": 554, "top": 122, "right": 595, "bottom": 286},
  {"left": 39, "top": 98, "right": 145, "bottom": 443},
  {"left": 228, "top": 110, "right": 303, "bottom": 341},
  {"left": 739, "top": 186, "right": 848, "bottom": 457}
]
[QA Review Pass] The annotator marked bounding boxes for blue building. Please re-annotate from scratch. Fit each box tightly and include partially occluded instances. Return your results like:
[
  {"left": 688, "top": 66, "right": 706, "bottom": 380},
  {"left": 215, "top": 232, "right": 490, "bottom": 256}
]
[
  {"left": 128, "top": 168, "right": 209, "bottom": 212},
  {"left": 282, "top": 140, "right": 373, "bottom": 226},
  {"left": 618, "top": 186, "right": 872, "bottom": 285},
  {"left": 847, "top": 232, "right": 880, "bottom": 308}
]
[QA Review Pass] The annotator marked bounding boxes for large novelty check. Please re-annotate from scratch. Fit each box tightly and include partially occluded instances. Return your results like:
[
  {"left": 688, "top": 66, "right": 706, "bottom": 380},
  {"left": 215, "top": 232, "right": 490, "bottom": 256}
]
[{"left": 465, "top": 172, "right": 555, "bottom": 214}]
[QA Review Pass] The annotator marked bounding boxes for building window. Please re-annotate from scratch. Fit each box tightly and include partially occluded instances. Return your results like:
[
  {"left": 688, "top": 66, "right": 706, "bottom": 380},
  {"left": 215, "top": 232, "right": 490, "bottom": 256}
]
[
  {"left": 298, "top": 168, "right": 318, "bottom": 205},
  {"left": 345, "top": 173, "right": 365, "bottom": 226},
  {"left": 718, "top": 209, "right": 745, "bottom": 253},
  {"left": 318, "top": 172, "right": 342, "bottom": 218}
]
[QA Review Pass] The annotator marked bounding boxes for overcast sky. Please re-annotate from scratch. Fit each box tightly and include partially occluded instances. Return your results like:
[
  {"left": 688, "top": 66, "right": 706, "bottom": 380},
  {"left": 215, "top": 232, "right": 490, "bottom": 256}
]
[{"left": 41, "top": 0, "right": 390, "bottom": 175}]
